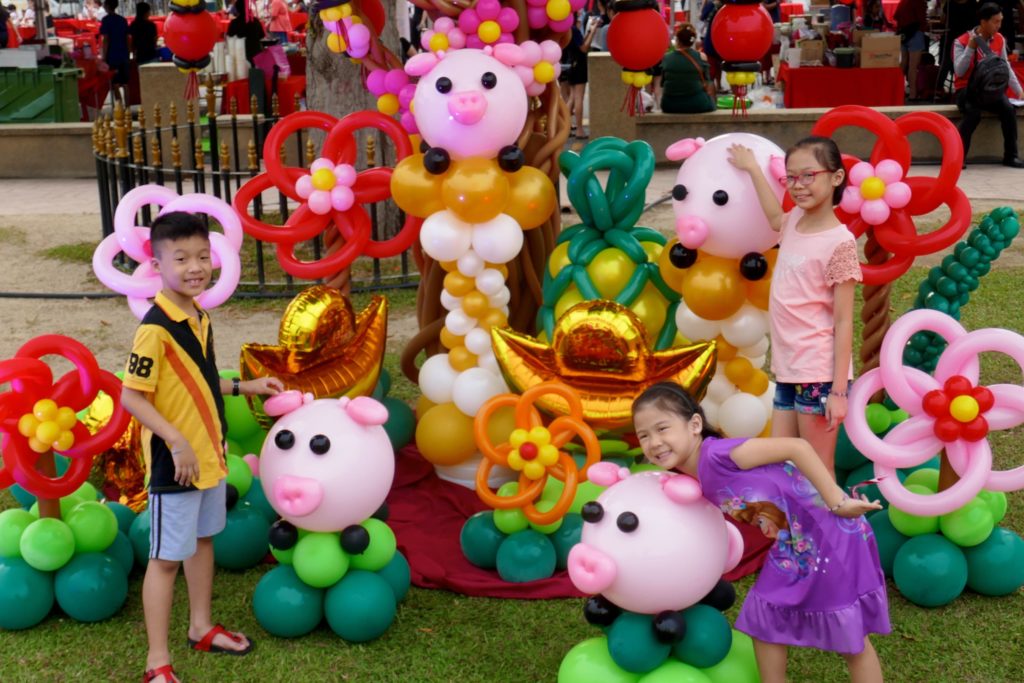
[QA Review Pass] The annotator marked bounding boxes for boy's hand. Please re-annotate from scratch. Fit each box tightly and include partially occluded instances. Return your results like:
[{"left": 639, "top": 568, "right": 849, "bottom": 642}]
[
  {"left": 170, "top": 441, "right": 200, "bottom": 487},
  {"left": 726, "top": 143, "right": 758, "bottom": 173},
  {"left": 243, "top": 377, "right": 285, "bottom": 396}
]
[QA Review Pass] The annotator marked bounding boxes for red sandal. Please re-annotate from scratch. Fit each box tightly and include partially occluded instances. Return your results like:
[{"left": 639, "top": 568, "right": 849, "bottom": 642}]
[
  {"left": 142, "top": 664, "right": 181, "bottom": 683},
  {"left": 187, "top": 624, "right": 254, "bottom": 655}
]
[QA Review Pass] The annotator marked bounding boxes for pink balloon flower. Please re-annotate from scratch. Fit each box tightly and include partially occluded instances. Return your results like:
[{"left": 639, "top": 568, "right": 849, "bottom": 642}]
[
  {"left": 458, "top": 0, "right": 519, "bottom": 49},
  {"left": 839, "top": 159, "right": 912, "bottom": 226},
  {"left": 420, "top": 17, "right": 467, "bottom": 54},
  {"left": 525, "top": 0, "right": 586, "bottom": 33},
  {"left": 295, "top": 158, "right": 357, "bottom": 216},
  {"left": 509, "top": 40, "right": 563, "bottom": 96}
]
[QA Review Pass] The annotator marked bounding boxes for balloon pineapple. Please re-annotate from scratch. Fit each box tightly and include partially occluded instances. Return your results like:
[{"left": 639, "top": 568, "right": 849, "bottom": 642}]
[
  {"left": 663, "top": 133, "right": 785, "bottom": 437},
  {"left": 391, "top": 44, "right": 558, "bottom": 484}
]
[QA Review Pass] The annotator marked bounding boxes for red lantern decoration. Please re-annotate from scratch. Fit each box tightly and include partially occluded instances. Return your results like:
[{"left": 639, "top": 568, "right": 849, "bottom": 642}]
[
  {"left": 164, "top": 1, "right": 220, "bottom": 100},
  {"left": 605, "top": 0, "right": 670, "bottom": 116},
  {"left": 709, "top": 0, "right": 774, "bottom": 116}
]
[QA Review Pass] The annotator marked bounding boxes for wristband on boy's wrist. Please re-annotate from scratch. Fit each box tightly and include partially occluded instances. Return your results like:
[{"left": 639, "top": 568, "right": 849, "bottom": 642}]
[{"left": 232, "top": 377, "right": 241, "bottom": 396}]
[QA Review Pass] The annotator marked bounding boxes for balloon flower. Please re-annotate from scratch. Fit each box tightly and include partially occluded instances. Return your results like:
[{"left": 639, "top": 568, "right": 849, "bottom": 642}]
[
  {"left": 319, "top": 0, "right": 372, "bottom": 58},
  {"left": 92, "top": 184, "right": 243, "bottom": 320},
  {"left": 525, "top": 0, "right": 585, "bottom": 32},
  {"left": 847, "top": 309, "right": 1024, "bottom": 517},
  {"left": 458, "top": 0, "right": 519, "bottom": 49},
  {"left": 840, "top": 160, "right": 912, "bottom": 226},
  {"left": 234, "top": 110, "right": 418, "bottom": 281}
]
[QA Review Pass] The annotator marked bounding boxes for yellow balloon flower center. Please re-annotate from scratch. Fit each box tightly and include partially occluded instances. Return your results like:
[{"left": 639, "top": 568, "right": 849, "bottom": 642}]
[
  {"left": 429, "top": 32, "right": 449, "bottom": 52},
  {"left": 478, "top": 20, "right": 501, "bottom": 44},
  {"left": 949, "top": 395, "right": 980, "bottom": 423},
  {"left": 860, "top": 176, "right": 886, "bottom": 200},
  {"left": 547, "top": 0, "right": 571, "bottom": 21},
  {"left": 311, "top": 168, "right": 337, "bottom": 191},
  {"left": 19, "top": 399, "right": 77, "bottom": 454},
  {"left": 507, "top": 426, "right": 559, "bottom": 480},
  {"left": 326, "top": 32, "right": 348, "bottom": 53},
  {"left": 534, "top": 61, "right": 556, "bottom": 84},
  {"left": 377, "top": 93, "right": 400, "bottom": 116}
]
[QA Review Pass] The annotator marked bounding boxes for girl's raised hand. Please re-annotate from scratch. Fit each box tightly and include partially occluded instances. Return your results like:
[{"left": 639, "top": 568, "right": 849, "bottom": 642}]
[
  {"left": 726, "top": 143, "right": 758, "bottom": 173},
  {"left": 833, "top": 494, "right": 883, "bottom": 518}
]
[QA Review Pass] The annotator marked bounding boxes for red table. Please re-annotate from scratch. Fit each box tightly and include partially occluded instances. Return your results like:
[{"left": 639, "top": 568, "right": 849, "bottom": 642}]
[
  {"left": 221, "top": 75, "right": 306, "bottom": 115},
  {"left": 778, "top": 62, "right": 905, "bottom": 108},
  {"left": 883, "top": 0, "right": 898, "bottom": 21},
  {"left": 781, "top": 2, "right": 803, "bottom": 21}
]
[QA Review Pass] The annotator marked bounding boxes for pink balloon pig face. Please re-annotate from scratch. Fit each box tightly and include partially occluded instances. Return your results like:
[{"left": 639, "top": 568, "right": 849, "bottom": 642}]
[
  {"left": 408, "top": 49, "right": 528, "bottom": 160},
  {"left": 567, "top": 469, "right": 743, "bottom": 614},
  {"left": 259, "top": 395, "right": 395, "bottom": 533},
  {"left": 668, "top": 133, "right": 786, "bottom": 260}
]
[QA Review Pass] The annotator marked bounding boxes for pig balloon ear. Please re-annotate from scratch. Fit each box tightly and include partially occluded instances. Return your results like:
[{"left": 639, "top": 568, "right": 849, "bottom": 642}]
[
  {"left": 662, "top": 474, "right": 703, "bottom": 505},
  {"left": 724, "top": 522, "right": 745, "bottom": 573},
  {"left": 264, "top": 390, "right": 306, "bottom": 417},
  {"left": 345, "top": 396, "right": 390, "bottom": 426},
  {"left": 665, "top": 137, "right": 705, "bottom": 162},
  {"left": 769, "top": 155, "right": 787, "bottom": 188},
  {"left": 406, "top": 52, "right": 440, "bottom": 77},
  {"left": 587, "top": 463, "right": 631, "bottom": 487}
]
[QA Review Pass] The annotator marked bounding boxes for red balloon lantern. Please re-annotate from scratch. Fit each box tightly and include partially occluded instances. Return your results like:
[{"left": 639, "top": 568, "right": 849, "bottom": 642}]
[
  {"left": 605, "top": 0, "right": 670, "bottom": 116},
  {"left": 164, "top": 1, "right": 220, "bottom": 99},
  {"left": 709, "top": 0, "right": 774, "bottom": 116}
]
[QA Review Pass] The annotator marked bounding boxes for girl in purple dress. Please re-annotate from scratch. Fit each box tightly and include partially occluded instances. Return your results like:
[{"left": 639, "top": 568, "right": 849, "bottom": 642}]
[{"left": 633, "top": 382, "right": 889, "bottom": 683}]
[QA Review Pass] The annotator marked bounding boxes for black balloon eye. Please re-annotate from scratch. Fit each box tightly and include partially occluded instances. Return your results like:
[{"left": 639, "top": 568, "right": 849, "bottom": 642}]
[
  {"left": 672, "top": 184, "right": 688, "bottom": 201},
  {"left": 309, "top": 434, "right": 331, "bottom": 455},
  {"left": 617, "top": 511, "right": 639, "bottom": 532},
  {"left": 581, "top": 501, "right": 604, "bottom": 523},
  {"left": 739, "top": 252, "right": 769, "bottom": 281},
  {"left": 436, "top": 76, "right": 452, "bottom": 94},
  {"left": 481, "top": 71, "right": 497, "bottom": 89},
  {"left": 668, "top": 242, "right": 698, "bottom": 269},
  {"left": 274, "top": 429, "right": 295, "bottom": 450},
  {"left": 712, "top": 190, "right": 729, "bottom": 206}
]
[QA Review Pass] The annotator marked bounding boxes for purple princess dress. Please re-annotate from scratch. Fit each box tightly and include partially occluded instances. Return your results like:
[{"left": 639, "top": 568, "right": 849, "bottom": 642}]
[{"left": 697, "top": 437, "right": 891, "bottom": 654}]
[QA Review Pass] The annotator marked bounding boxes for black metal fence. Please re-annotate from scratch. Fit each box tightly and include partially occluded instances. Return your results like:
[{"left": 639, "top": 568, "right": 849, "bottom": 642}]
[{"left": 93, "top": 80, "right": 418, "bottom": 297}]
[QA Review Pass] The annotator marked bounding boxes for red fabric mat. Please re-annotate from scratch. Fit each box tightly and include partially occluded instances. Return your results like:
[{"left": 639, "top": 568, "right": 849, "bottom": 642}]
[
  {"left": 386, "top": 446, "right": 771, "bottom": 599},
  {"left": 777, "top": 63, "right": 905, "bottom": 108}
]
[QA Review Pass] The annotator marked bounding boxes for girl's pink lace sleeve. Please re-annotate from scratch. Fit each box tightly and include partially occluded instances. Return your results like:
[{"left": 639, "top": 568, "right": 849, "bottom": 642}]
[{"left": 825, "top": 239, "right": 863, "bottom": 286}]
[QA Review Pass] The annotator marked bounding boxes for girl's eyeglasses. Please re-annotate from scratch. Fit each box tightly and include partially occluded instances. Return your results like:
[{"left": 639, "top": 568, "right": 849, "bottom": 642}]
[{"left": 782, "top": 170, "right": 833, "bottom": 187}]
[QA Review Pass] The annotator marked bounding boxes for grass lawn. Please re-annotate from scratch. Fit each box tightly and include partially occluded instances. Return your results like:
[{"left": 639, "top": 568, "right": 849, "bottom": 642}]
[{"left": 2, "top": 262, "right": 1023, "bottom": 682}]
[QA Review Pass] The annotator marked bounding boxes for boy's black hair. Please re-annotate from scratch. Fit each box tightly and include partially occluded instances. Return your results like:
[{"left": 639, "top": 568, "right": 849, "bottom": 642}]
[
  {"left": 632, "top": 382, "right": 722, "bottom": 439},
  {"left": 978, "top": 3, "right": 1002, "bottom": 21},
  {"left": 786, "top": 135, "right": 848, "bottom": 206},
  {"left": 150, "top": 212, "right": 209, "bottom": 256}
]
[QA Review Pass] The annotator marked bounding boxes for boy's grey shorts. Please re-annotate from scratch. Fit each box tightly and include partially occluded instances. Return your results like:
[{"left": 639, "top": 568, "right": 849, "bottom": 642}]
[{"left": 149, "top": 481, "right": 227, "bottom": 562}]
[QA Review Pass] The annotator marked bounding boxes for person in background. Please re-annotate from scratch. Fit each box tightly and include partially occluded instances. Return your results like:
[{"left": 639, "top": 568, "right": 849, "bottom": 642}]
[
  {"left": 764, "top": 0, "right": 780, "bottom": 23},
  {"left": 995, "top": 0, "right": 1023, "bottom": 55},
  {"left": 227, "top": 0, "right": 265, "bottom": 66},
  {"left": 18, "top": 2, "right": 33, "bottom": 27},
  {"left": 0, "top": 3, "right": 9, "bottom": 48},
  {"left": 266, "top": 0, "right": 290, "bottom": 43},
  {"left": 660, "top": 22, "right": 716, "bottom": 113},
  {"left": 862, "top": 0, "right": 896, "bottom": 30},
  {"left": 560, "top": 13, "right": 600, "bottom": 139},
  {"left": 701, "top": 0, "right": 724, "bottom": 93},
  {"left": 895, "top": 0, "right": 929, "bottom": 99},
  {"left": 129, "top": 1, "right": 158, "bottom": 65},
  {"left": 938, "top": 0, "right": 979, "bottom": 97},
  {"left": 100, "top": 0, "right": 131, "bottom": 106},
  {"left": 80, "top": 0, "right": 105, "bottom": 21}
]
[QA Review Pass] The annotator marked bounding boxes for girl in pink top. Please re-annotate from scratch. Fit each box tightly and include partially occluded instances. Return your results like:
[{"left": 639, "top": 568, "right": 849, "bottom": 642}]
[
  {"left": 728, "top": 137, "right": 861, "bottom": 477},
  {"left": 267, "top": 0, "right": 291, "bottom": 43}
]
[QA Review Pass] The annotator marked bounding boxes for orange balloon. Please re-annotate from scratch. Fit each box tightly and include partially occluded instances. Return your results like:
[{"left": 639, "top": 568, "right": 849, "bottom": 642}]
[
  {"left": 416, "top": 402, "right": 478, "bottom": 466},
  {"left": 505, "top": 166, "right": 557, "bottom": 230},
  {"left": 449, "top": 346, "right": 478, "bottom": 371},
  {"left": 480, "top": 308, "right": 509, "bottom": 331},
  {"left": 741, "top": 369, "right": 770, "bottom": 396},
  {"left": 439, "top": 328, "right": 464, "bottom": 350},
  {"left": 548, "top": 243, "right": 571, "bottom": 278},
  {"left": 440, "top": 260, "right": 459, "bottom": 272},
  {"left": 416, "top": 394, "right": 436, "bottom": 419},
  {"left": 444, "top": 271, "right": 475, "bottom": 297},
  {"left": 680, "top": 255, "right": 745, "bottom": 320},
  {"left": 462, "top": 291, "right": 490, "bottom": 317},
  {"left": 658, "top": 238, "right": 686, "bottom": 292},
  {"left": 745, "top": 249, "right": 776, "bottom": 311},
  {"left": 714, "top": 334, "right": 738, "bottom": 361},
  {"left": 441, "top": 158, "right": 509, "bottom": 224},
  {"left": 484, "top": 405, "right": 517, "bottom": 446},
  {"left": 391, "top": 155, "right": 445, "bottom": 217}
]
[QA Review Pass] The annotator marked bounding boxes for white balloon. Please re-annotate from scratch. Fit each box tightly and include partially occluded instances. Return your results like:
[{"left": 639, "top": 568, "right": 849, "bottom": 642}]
[
  {"left": 501, "top": 305, "right": 510, "bottom": 316},
  {"left": 471, "top": 214, "right": 524, "bottom": 264},
  {"left": 457, "top": 250, "right": 485, "bottom": 277},
  {"left": 452, "top": 368, "right": 508, "bottom": 416},
  {"left": 488, "top": 289, "right": 511, "bottom": 308},
  {"left": 477, "top": 351, "right": 500, "bottom": 375},
  {"left": 746, "top": 354, "right": 767, "bottom": 369},
  {"left": 465, "top": 328, "right": 493, "bottom": 356},
  {"left": 718, "top": 393, "right": 768, "bottom": 438},
  {"left": 707, "top": 371, "right": 738, "bottom": 403},
  {"left": 762, "top": 381, "right": 776, "bottom": 410},
  {"left": 445, "top": 309, "right": 477, "bottom": 336},
  {"left": 739, "top": 336, "right": 770, "bottom": 358},
  {"left": 721, "top": 305, "right": 769, "bottom": 348},
  {"left": 700, "top": 398, "right": 720, "bottom": 431},
  {"left": 675, "top": 301, "right": 721, "bottom": 342},
  {"left": 475, "top": 268, "right": 506, "bottom": 296},
  {"left": 440, "top": 290, "right": 461, "bottom": 312},
  {"left": 419, "top": 353, "right": 458, "bottom": 404},
  {"left": 420, "top": 210, "right": 472, "bottom": 262}
]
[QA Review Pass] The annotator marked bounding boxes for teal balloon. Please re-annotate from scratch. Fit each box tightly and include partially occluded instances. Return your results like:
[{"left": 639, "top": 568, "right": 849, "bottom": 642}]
[
  {"left": 701, "top": 630, "right": 760, "bottom": 683},
  {"left": 672, "top": 605, "right": 732, "bottom": 668},
  {"left": 382, "top": 397, "right": 415, "bottom": 450},
  {"left": 0, "top": 556, "right": 54, "bottom": 630},
  {"left": 867, "top": 509, "right": 910, "bottom": 577},
  {"left": 54, "top": 552, "right": 128, "bottom": 622},
  {"left": 976, "top": 489, "right": 1008, "bottom": 524},
  {"left": 241, "top": 478, "right": 278, "bottom": 524},
  {"left": 66, "top": 501, "right": 119, "bottom": 553},
  {"left": 224, "top": 394, "right": 261, "bottom": 440},
  {"left": 9, "top": 484, "right": 36, "bottom": 508},
  {"left": 496, "top": 529, "right": 557, "bottom": 583},
  {"left": 379, "top": 369, "right": 392, "bottom": 396},
  {"left": 964, "top": 527, "right": 1024, "bottom": 596},
  {"left": 214, "top": 504, "right": 271, "bottom": 570},
  {"left": 557, "top": 637, "right": 642, "bottom": 683},
  {"left": 253, "top": 565, "right": 324, "bottom": 638},
  {"left": 104, "top": 530, "right": 135, "bottom": 575},
  {"left": 20, "top": 517, "right": 75, "bottom": 571},
  {"left": 0, "top": 508, "right": 35, "bottom": 558},
  {"left": 608, "top": 612, "right": 671, "bottom": 673},
  {"left": 350, "top": 518, "right": 397, "bottom": 572},
  {"left": 105, "top": 502, "right": 137, "bottom": 536},
  {"left": 834, "top": 426, "right": 867, "bottom": 471},
  {"left": 549, "top": 513, "right": 583, "bottom": 570},
  {"left": 460, "top": 511, "right": 506, "bottom": 569},
  {"left": 377, "top": 550, "right": 411, "bottom": 602},
  {"left": 225, "top": 453, "right": 254, "bottom": 498},
  {"left": 939, "top": 498, "right": 994, "bottom": 548},
  {"left": 893, "top": 534, "right": 967, "bottom": 607},
  {"left": 888, "top": 484, "right": 939, "bottom": 536},
  {"left": 324, "top": 570, "right": 397, "bottom": 642},
  {"left": 129, "top": 509, "right": 151, "bottom": 566},
  {"left": 637, "top": 661, "right": 712, "bottom": 683}
]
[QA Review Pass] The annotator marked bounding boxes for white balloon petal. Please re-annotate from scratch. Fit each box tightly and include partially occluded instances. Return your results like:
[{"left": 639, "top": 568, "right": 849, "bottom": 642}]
[
  {"left": 707, "top": 371, "right": 738, "bottom": 403},
  {"left": 700, "top": 398, "right": 720, "bottom": 432},
  {"left": 457, "top": 250, "right": 485, "bottom": 277},
  {"left": 675, "top": 301, "right": 722, "bottom": 342},
  {"left": 465, "top": 328, "right": 493, "bottom": 356},
  {"left": 721, "top": 305, "right": 769, "bottom": 348},
  {"left": 488, "top": 289, "right": 511, "bottom": 308},
  {"left": 718, "top": 393, "right": 768, "bottom": 438},
  {"left": 419, "top": 354, "right": 459, "bottom": 404},
  {"left": 452, "top": 368, "right": 508, "bottom": 416},
  {"left": 445, "top": 309, "right": 477, "bottom": 336},
  {"left": 475, "top": 268, "right": 506, "bottom": 296},
  {"left": 440, "top": 290, "right": 461, "bottom": 312},
  {"left": 420, "top": 210, "right": 472, "bottom": 262},
  {"left": 739, "top": 336, "right": 770, "bottom": 358},
  {"left": 471, "top": 214, "right": 524, "bottom": 264}
]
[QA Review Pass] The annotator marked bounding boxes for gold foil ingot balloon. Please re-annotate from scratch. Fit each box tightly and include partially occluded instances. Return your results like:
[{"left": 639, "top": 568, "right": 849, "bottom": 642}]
[
  {"left": 83, "top": 391, "right": 147, "bottom": 512},
  {"left": 680, "top": 254, "right": 746, "bottom": 321},
  {"left": 491, "top": 300, "right": 717, "bottom": 429},
  {"left": 391, "top": 154, "right": 445, "bottom": 217},
  {"left": 504, "top": 166, "right": 557, "bottom": 230},
  {"left": 441, "top": 157, "right": 509, "bottom": 224},
  {"left": 240, "top": 287, "right": 388, "bottom": 428}
]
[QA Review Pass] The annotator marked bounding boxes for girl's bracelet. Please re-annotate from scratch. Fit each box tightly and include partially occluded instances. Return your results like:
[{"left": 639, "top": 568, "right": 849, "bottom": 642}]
[
  {"left": 830, "top": 390, "right": 848, "bottom": 398},
  {"left": 829, "top": 496, "right": 849, "bottom": 513}
]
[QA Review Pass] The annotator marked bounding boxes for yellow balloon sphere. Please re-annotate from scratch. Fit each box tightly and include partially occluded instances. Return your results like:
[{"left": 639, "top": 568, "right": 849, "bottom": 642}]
[
  {"left": 630, "top": 284, "right": 669, "bottom": 342},
  {"left": 56, "top": 406, "right": 77, "bottom": 430},
  {"left": 311, "top": 168, "right": 336, "bottom": 191},
  {"left": 641, "top": 240, "right": 662, "bottom": 263},
  {"left": 484, "top": 405, "right": 518, "bottom": 446},
  {"left": 462, "top": 291, "right": 490, "bottom": 318},
  {"left": 55, "top": 430, "right": 75, "bottom": 451},
  {"left": 449, "top": 346, "right": 478, "bottom": 372},
  {"left": 860, "top": 176, "right": 886, "bottom": 200},
  {"left": 28, "top": 437, "right": 49, "bottom": 454},
  {"left": 480, "top": 309, "right": 509, "bottom": 331},
  {"left": 547, "top": 0, "right": 572, "bottom": 21},
  {"left": 377, "top": 93, "right": 400, "bottom": 116},
  {"left": 505, "top": 166, "right": 557, "bottom": 230},
  {"left": 680, "top": 255, "right": 745, "bottom": 321},
  {"left": 534, "top": 62, "right": 556, "bottom": 84},
  {"left": 391, "top": 155, "right": 446, "bottom": 217},
  {"left": 725, "top": 357, "right": 755, "bottom": 385},
  {"left": 326, "top": 32, "right": 348, "bottom": 53},
  {"left": 18, "top": 413, "right": 39, "bottom": 438},
  {"left": 34, "top": 399, "right": 58, "bottom": 422},
  {"left": 444, "top": 271, "right": 476, "bottom": 297},
  {"left": 620, "top": 71, "right": 633, "bottom": 85},
  {"left": 440, "top": 260, "right": 459, "bottom": 272},
  {"left": 439, "top": 328, "right": 464, "bottom": 350},
  {"left": 554, "top": 285, "right": 584, "bottom": 320},
  {"left": 741, "top": 369, "right": 770, "bottom": 396},
  {"left": 478, "top": 20, "right": 501, "bottom": 44},
  {"left": 549, "top": 242, "right": 571, "bottom": 278},
  {"left": 441, "top": 158, "right": 509, "bottom": 224},
  {"left": 339, "top": 3, "right": 353, "bottom": 17},
  {"left": 320, "top": 7, "right": 342, "bottom": 21},
  {"left": 416, "top": 394, "right": 437, "bottom": 419},
  {"left": 950, "top": 395, "right": 980, "bottom": 422},
  {"left": 416, "top": 403, "right": 478, "bottom": 466},
  {"left": 586, "top": 248, "right": 635, "bottom": 299},
  {"left": 35, "top": 421, "right": 60, "bottom": 446},
  {"left": 658, "top": 238, "right": 686, "bottom": 292},
  {"left": 429, "top": 33, "right": 449, "bottom": 52},
  {"left": 715, "top": 334, "right": 738, "bottom": 361}
]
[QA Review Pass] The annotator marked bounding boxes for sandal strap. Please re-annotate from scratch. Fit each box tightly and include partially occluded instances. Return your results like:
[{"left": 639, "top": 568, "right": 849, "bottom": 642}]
[
  {"left": 194, "top": 624, "right": 242, "bottom": 651},
  {"left": 143, "top": 665, "right": 180, "bottom": 683}
]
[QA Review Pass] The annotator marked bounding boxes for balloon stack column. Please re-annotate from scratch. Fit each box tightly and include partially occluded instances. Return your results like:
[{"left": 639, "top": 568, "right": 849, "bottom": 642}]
[
  {"left": 709, "top": 0, "right": 773, "bottom": 116},
  {"left": 391, "top": 45, "right": 557, "bottom": 486},
  {"left": 605, "top": 0, "right": 671, "bottom": 115},
  {"left": 163, "top": 0, "right": 220, "bottom": 100}
]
